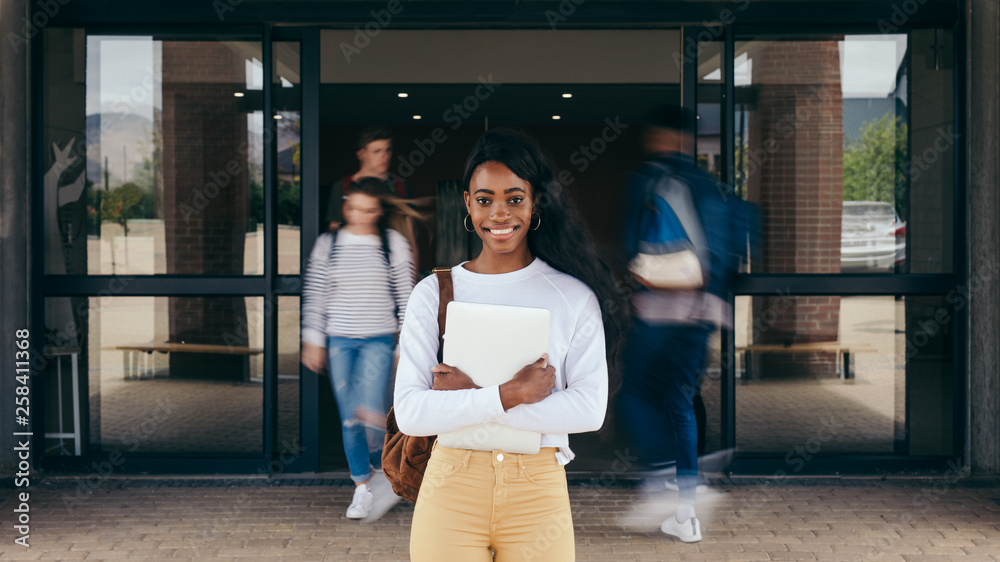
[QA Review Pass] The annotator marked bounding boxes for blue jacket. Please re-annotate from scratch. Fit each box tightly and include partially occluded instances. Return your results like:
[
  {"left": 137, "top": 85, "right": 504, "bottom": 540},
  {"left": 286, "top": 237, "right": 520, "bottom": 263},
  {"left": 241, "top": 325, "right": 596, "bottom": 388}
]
[{"left": 622, "top": 152, "right": 759, "bottom": 302}]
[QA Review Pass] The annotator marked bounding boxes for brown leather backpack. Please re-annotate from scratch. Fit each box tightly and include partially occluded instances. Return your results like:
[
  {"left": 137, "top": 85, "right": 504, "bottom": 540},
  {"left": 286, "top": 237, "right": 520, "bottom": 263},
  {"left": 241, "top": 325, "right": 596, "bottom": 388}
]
[{"left": 382, "top": 267, "right": 452, "bottom": 502}]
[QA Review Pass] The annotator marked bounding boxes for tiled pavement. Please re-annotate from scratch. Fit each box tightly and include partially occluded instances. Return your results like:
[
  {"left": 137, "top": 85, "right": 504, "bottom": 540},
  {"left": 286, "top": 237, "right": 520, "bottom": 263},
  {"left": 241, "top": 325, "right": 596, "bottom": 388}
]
[{"left": 2, "top": 477, "right": 1000, "bottom": 561}]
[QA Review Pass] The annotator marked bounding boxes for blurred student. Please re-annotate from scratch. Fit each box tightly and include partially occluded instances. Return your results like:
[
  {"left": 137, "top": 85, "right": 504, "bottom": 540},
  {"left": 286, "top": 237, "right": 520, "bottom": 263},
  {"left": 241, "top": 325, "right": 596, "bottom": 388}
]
[
  {"left": 618, "top": 104, "right": 755, "bottom": 543},
  {"left": 324, "top": 126, "right": 408, "bottom": 231},
  {"left": 302, "top": 178, "right": 415, "bottom": 520}
]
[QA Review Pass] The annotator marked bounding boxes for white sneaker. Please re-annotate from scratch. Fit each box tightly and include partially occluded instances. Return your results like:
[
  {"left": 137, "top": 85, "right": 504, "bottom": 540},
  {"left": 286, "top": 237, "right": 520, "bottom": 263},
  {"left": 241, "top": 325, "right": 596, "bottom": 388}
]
[
  {"left": 363, "top": 471, "right": 402, "bottom": 522},
  {"left": 346, "top": 483, "right": 373, "bottom": 519},
  {"left": 661, "top": 514, "right": 702, "bottom": 543}
]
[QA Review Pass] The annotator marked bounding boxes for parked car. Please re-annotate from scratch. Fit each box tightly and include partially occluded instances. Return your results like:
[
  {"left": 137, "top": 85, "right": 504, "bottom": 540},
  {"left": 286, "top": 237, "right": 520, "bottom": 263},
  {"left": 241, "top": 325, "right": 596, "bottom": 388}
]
[{"left": 841, "top": 201, "right": 906, "bottom": 272}]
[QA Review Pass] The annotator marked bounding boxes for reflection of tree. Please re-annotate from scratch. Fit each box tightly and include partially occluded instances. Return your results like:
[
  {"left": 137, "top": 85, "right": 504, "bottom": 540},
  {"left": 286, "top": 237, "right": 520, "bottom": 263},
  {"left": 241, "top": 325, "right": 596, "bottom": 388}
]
[
  {"left": 86, "top": 115, "right": 163, "bottom": 239},
  {"left": 134, "top": 115, "right": 163, "bottom": 219},
  {"left": 247, "top": 112, "right": 301, "bottom": 229},
  {"left": 85, "top": 179, "right": 99, "bottom": 234},
  {"left": 277, "top": 180, "right": 301, "bottom": 227},
  {"left": 101, "top": 182, "right": 150, "bottom": 237},
  {"left": 734, "top": 139, "right": 749, "bottom": 197},
  {"left": 843, "top": 114, "right": 908, "bottom": 217},
  {"left": 248, "top": 179, "right": 300, "bottom": 228},
  {"left": 279, "top": 112, "right": 301, "bottom": 228}
]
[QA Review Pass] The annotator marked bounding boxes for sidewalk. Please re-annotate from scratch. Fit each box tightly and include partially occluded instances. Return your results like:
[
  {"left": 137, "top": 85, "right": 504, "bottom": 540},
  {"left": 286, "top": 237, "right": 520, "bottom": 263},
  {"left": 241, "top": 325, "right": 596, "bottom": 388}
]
[{"left": 2, "top": 477, "right": 999, "bottom": 561}]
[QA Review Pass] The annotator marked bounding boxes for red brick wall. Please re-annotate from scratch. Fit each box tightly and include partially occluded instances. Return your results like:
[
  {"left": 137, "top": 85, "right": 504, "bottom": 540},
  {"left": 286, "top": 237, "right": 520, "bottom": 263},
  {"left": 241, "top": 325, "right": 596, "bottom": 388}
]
[
  {"left": 746, "top": 41, "right": 844, "bottom": 375},
  {"left": 160, "top": 42, "right": 252, "bottom": 366}
]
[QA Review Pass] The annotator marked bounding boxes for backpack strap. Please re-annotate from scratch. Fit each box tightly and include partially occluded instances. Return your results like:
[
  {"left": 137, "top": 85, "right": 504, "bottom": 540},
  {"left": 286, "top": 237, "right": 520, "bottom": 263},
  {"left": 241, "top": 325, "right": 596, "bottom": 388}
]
[{"left": 433, "top": 268, "right": 454, "bottom": 364}]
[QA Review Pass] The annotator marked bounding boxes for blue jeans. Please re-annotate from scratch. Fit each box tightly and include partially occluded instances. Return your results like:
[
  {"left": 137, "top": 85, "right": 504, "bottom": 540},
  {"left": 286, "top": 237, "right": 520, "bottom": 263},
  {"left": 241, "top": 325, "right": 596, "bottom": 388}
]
[
  {"left": 327, "top": 334, "right": 395, "bottom": 483},
  {"left": 617, "top": 319, "right": 711, "bottom": 502}
]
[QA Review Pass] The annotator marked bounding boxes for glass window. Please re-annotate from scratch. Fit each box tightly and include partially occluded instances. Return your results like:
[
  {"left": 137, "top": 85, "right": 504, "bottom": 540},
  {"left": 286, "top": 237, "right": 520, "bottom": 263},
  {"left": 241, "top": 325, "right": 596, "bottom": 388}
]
[
  {"left": 733, "top": 32, "right": 954, "bottom": 274},
  {"left": 697, "top": 36, "right": 725, "bottom": 182},
  {"left": 44, "top": 296, "right": 264, "bottom": 456},
  {"left": 278, "top": 296, "right": 300, "bottom": 454},
  {"left": 274, "top": 43, "right": 302, "bottom": 275},
  {"left": 42, "top": 30, "right": 265, "bottom": 275},
  {"left": 734, "top": 294, "right": 953, "bottom": 457}
]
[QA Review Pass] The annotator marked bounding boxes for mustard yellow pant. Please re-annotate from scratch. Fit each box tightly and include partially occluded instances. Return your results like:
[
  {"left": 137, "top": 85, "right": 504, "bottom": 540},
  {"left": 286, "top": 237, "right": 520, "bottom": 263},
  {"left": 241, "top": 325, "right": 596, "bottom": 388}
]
[{"left": 410, "top": 445, "right": 575, "bottom": 561}]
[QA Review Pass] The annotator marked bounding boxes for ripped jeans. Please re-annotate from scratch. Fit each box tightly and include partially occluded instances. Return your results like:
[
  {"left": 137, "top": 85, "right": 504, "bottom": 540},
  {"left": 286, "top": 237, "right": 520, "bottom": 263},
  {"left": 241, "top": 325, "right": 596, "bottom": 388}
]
[{"left": 327, "top": 334, "right": 395, "bottom": 483}]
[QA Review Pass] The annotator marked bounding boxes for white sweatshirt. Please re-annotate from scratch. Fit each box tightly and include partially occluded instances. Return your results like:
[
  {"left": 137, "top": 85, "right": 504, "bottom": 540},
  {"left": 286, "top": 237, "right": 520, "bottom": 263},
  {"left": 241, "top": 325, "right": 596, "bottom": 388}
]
[{"left": 393, "top": 258, "right": 608, "bottom": 465}]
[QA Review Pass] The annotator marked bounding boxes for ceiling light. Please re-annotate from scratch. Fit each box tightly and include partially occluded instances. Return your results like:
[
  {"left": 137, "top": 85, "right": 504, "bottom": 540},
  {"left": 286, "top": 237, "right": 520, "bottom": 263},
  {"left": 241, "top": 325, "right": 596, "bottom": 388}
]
[
  {"left": 561, "top": 93, "right": 572, "bottom": 98},
  {"left": 412, "top": 115, "right": 422, "bottom": 120},
  {"left": 398, "top": 92, "right": 409, "bottom": 98},
  {"left": 273, "top": 114, "right": 283, "bottom": 119},
  {"left": 552, "top": 115, "right": 561, "bottom": 120},
  {"left": 233, "top": 92, "right": 245, "bottom": 98}
]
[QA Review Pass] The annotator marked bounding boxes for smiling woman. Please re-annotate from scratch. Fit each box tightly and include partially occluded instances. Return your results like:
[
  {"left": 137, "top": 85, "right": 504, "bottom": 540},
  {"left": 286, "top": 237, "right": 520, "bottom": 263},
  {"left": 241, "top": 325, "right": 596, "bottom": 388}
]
[
  {"left": 393, "top": 128, "right": 628, "bottom": 561},
  {"left": 463, "top": 161, "right": 535, "bottom": 270}
]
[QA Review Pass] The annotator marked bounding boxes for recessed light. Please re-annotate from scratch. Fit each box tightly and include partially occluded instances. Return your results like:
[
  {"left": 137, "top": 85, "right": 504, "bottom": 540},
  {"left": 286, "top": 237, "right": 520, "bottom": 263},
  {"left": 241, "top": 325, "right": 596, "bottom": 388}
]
[
  {"left": 233, "top": 92, "right": 245, "bottom": 98},
  {"left": 412, "top": 115, "right": 422, "bottom": 120},
  {"left": 398, "top": 92, "right": 409, "bottom": 98},
  {"left": 552, "top": 115, "right": 561, "bottom": 120},
  {"left": 561, "top": 93, "right": 572, "bottom": 98},
  {"left": 273, "top": 114, "right": 283, "bottom": 119}
]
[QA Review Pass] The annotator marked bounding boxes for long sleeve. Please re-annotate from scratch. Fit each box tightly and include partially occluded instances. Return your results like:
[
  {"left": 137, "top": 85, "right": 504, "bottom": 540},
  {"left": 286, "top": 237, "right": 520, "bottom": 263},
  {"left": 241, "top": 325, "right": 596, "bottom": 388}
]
[
  {"left": 301, "top": 233, "right": 333, "bottom": 347},
  {"left": 387, "top": 230, "right": 415, "bottom": 327},
  {"left": 392, "top": 278, "right": 509, "bottom": 437},
  {"left": 500, "top": 292, "right": 608, "bottom": 434}
]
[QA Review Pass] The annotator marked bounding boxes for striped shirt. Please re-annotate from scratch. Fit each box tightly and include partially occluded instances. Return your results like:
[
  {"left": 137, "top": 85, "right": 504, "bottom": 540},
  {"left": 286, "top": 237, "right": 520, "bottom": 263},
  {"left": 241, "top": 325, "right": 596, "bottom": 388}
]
[{"left": 301, "top": 229, "right": 414, "bottom": 344}]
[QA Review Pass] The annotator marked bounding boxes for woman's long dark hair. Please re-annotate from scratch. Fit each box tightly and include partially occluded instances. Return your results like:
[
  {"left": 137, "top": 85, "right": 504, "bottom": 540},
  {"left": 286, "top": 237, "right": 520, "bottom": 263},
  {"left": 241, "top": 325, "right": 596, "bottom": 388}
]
[{"left": 461, "top": 128, "right": 628, "bottom": 396}]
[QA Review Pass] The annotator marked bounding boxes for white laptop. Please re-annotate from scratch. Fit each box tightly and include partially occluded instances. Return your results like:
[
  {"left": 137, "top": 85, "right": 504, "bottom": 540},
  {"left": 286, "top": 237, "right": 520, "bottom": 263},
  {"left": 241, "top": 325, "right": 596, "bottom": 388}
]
[{"left": 436, "top": 301, "right": 550, "bottom": 454}]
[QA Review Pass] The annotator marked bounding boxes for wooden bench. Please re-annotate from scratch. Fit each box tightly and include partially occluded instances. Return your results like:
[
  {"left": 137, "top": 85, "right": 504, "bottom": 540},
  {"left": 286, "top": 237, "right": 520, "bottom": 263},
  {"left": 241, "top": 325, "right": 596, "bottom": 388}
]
[
  {"left": 737, "top": 342, "right": 875, "bottom": 381},
  {"left": 113, "top": 342, "right": 263, "bottom": 381}
]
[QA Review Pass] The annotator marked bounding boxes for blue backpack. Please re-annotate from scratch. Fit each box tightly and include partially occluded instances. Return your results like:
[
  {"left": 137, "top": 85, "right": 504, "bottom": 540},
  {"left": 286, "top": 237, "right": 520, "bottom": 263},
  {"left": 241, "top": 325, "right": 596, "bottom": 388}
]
[
  {"left": 630, "top": 161, "right": 760, "bottom": 295},
  {"left": 629, "top": 163, "right": 711, "bottom": 290}
]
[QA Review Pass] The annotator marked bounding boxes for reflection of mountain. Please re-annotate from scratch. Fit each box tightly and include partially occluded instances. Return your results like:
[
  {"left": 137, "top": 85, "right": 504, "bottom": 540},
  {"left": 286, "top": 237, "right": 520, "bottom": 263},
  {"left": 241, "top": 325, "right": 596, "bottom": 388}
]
[{"left": 85, "top": 112, "right": 156, "bottom": 184}]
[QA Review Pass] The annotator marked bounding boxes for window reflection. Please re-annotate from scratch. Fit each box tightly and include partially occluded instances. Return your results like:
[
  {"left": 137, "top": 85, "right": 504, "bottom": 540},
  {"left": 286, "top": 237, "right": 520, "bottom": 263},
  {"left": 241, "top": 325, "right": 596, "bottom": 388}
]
[
  {"left": 278, "top": 296, "right": 301, "bottom": 453},
  {"left": 734, "top": 295, "right": 953, "bottom": 456},
  {"left": 734, "top": 33, "right": 953, "bottom": 274},
  {"left": 43, "top": 33, "right": 265, "bottom": 275},
  {"left": 44, "top": 296, "right": 264, "bottom": 456},
  {"left": 275, "top": 42, "right": 302, "bottom": 275}
]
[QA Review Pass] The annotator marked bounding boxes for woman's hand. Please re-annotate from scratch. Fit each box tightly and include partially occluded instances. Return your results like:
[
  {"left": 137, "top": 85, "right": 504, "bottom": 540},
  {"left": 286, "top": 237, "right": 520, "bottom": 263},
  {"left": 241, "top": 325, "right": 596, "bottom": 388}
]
[
  {"left": 500, "top": 354, "right": 556, "bottom": 411},
  {"left": 431, "top": 364, "right": 481, "bottom": 390},
  {"left": 301, "top": 343, "right": 327, "bottom": 373}
]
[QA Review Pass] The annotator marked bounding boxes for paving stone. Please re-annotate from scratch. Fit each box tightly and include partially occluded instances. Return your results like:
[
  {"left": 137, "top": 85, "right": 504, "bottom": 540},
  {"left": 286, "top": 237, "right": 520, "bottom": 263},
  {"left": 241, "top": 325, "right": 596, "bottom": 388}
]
[{"left": 1, "top": 479, "right": 999, "bottom": 561}]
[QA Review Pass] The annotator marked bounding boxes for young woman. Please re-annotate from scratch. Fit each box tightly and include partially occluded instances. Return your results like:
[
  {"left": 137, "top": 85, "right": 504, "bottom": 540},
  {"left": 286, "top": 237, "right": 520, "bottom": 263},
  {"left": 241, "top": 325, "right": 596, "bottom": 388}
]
[
  {"left": 301, "top": 178, "right": 415, "bottom": 520},
  {"left": 393, "top": 129, "right": 627, "bottom": 561}
]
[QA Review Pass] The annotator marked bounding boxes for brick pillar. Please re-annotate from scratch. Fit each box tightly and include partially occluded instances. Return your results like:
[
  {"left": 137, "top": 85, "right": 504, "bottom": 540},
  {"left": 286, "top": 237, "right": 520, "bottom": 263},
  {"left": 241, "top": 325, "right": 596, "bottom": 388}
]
[
  {"left": 160, "top": 42, "right": 251, "bottom": 380},
  {"left": 748, "top": 40, "right": 844, "bottom": 377}
]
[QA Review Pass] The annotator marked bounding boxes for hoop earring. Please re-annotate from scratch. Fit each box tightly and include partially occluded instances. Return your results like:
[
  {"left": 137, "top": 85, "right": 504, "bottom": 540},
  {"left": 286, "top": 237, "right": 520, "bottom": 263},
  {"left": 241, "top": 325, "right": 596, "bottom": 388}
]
[
  {"left": 463, "top": 214, "right": 475, "bottom": 233},
  {"left": 530, "top": 213, "right": 542, "bottom": 231}
]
